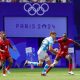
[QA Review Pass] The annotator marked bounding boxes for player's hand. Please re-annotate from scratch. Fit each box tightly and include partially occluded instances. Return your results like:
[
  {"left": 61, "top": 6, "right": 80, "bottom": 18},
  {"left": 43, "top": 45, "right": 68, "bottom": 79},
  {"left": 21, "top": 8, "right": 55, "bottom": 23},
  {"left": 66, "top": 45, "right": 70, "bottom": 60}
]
[{"left": 1, "top": 50, "right": 5, "bottom": 53}]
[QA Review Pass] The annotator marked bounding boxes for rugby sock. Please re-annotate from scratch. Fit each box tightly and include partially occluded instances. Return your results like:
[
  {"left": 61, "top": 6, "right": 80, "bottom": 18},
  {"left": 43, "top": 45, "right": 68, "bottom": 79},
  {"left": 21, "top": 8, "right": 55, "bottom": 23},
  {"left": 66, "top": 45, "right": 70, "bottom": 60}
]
[
  {"left": 46, "top": 66, "right": 52, "bottom": 73},
  {"left": 3, "top": 70, "right": 6, "bottom": 74},
  {"left": 42, "top": 64, "right": 49, "bottom": 73},
  {"left": 6, "top": 62, "right": 13, "bottom": 70},
  {"left": 6, "top": 66, "right": 11, "bottom": 70},
  {"left": 2, "top": 62, "right": 6, "bottom": 74},
  {"left": 69, "top": 64, "right": 72, "bottom": 71}
]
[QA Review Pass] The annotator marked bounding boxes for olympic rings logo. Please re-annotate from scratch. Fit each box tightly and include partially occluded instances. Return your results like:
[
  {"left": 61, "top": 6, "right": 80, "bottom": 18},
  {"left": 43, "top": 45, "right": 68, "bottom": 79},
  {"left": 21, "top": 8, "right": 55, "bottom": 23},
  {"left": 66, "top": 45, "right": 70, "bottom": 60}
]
[{"left": 24, "top": 3, "right": 49, "bottom": 16}]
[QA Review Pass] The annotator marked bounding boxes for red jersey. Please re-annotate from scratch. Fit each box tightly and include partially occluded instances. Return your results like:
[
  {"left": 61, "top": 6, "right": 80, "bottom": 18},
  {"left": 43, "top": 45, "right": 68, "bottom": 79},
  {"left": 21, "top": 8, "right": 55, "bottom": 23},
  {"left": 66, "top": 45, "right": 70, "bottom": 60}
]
[
  {"left": 0, "top": 39, "right": 10, "bottom": 53},
  {"left": 58, "top": 38, "right": 74, "bottom": 52}
]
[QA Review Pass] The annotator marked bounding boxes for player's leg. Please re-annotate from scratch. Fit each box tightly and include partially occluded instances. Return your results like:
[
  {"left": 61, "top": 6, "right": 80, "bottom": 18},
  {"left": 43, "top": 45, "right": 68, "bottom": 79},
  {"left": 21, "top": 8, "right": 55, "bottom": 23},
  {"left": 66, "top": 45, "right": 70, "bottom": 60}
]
[
  {"left": 24, "top": 59, "right": 43, "bottom": 67},
  {"left": 46, "top": 54, "right": 61, "bottom": 73},
  {"left": 65, "top": 54, "right": 74, "bottom": 75},
  {"left": 0, "top": 60, "right": 2, "bottom": 70},
  {"left": 24, "top": 50, "right": 45, "bottom": 67},
  {"left": 0, "top": 54, "right": 6, "bottom": 76},
  {"left": 2, "top": 60, "right": 6, "bottom": 76},
  {"left": 24, "top": 53, "right": 44, "bottom": 67},
  {"left": 41, "top": 55, "right": 51, "bottom": 75},
  {"left": 46, "top": 60, "right": 59, "bottom": 73},
  {"left": 0, "top": 56, "right": 2, "bottom": 70},
  {"left": 6, "top": 57, "right": 13, "bottom": 73}
]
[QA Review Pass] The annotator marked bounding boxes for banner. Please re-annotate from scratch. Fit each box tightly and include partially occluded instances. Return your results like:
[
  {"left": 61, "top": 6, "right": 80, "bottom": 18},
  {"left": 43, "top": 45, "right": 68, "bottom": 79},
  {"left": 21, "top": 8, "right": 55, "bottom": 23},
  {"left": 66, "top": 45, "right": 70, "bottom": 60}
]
[{"left": 4, "top": 17, "right": 67, "bottom": 37}]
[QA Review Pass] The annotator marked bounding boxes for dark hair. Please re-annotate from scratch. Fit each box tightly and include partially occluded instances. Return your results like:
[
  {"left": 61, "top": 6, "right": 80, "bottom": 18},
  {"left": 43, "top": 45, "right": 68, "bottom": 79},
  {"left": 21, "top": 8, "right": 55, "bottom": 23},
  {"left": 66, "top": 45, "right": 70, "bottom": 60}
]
[
  {"left": 62, "top": 33, "right": 67, "bottom": 37},
  {"left": 63, "top": 33, "right": 67, "bottom": 35}
]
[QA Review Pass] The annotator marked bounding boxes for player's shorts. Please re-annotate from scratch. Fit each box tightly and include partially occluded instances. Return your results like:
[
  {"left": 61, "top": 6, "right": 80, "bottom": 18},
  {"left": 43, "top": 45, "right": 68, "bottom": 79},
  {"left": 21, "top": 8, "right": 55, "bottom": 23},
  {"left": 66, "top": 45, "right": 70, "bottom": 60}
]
[
  {"left": 37, "top": 48, "right": 49, "bottom": 60},
  {"left": 0, "top": 52, "right": 11, "bottom": 61},
  {"left": 56, "top": 50, "right": 68, "bottom": 59}
]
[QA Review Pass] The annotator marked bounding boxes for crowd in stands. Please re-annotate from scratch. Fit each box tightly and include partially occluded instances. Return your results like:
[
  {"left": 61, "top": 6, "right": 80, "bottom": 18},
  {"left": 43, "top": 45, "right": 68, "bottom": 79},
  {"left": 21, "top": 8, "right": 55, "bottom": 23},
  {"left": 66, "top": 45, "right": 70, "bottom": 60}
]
[{"left": 0, "top": 0, "right": 71, "bottom": 3}]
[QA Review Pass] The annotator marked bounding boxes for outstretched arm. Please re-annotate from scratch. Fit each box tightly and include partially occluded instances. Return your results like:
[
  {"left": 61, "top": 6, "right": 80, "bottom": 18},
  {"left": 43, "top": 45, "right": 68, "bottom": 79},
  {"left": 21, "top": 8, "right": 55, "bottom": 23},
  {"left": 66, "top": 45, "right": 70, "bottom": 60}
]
[
  {"left": 54, "top": 40, "right": 58, "bottom": 43},
  {"left": 9, "top": 43, "right": 16, "bottom": 51},
  {"left": 73, "top": 41, "right": 80, "bottom": 47}
]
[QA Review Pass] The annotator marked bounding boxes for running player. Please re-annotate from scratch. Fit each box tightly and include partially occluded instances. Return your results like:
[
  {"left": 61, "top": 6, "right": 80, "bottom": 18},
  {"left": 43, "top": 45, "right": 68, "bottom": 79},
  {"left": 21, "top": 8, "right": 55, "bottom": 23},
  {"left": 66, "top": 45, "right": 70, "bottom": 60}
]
[
  {"left": 24, "top": 32, "right": 57, "bottom": 76},
  {"left": 46, "top": 33, "right": 80, "bottom": 75},
  {"left": 0, "top": 31, "right": 15, "bottom": 76},
  {"left": 0, "top": 32, "right": 2, "bottom": 70}
]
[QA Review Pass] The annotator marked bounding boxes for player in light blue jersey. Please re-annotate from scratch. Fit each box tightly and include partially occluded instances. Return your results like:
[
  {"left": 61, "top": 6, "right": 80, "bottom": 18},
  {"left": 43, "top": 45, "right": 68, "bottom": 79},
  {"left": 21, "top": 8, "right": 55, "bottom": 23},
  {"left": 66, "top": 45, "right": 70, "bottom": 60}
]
[{"left": 24, "top": 32, "right": 57, "bottom": 76}]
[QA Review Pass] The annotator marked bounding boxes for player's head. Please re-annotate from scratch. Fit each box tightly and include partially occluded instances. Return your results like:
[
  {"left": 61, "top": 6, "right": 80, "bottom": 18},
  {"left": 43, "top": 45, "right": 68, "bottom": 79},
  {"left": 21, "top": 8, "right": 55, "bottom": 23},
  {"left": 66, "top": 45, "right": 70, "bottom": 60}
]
[
  {"left": 62, "top": 33, "right": 67, "bottom": 42},
  {"left": 0, "top": 31, "right": 6, "bottom": 40},
  {"left": 50, "top": 32, "right": 56, "bottom": 39}
]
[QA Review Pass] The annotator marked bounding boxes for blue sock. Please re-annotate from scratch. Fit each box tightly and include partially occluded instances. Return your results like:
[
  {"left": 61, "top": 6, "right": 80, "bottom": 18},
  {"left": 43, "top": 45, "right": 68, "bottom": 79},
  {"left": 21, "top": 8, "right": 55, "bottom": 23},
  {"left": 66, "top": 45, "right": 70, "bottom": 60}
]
[
  {"left": 42, "top": 64, "right": 49, "bottom": 73},
  {"left": 28, "top": 61, "right": 38, "bottom": 66}
]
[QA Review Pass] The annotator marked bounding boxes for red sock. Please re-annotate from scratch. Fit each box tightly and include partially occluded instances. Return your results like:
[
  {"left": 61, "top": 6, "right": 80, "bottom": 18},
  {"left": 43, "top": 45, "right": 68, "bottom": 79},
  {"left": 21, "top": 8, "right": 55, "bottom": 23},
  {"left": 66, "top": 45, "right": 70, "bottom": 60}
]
[
  {"left": 3, "top": 70, "right": 6, "bottom": 74},
  {"left": 69, "top": 64, "right": 72, "bottom": 71},
  {"left": 6, "top": 66, "right": 11, "bottom": 70}
]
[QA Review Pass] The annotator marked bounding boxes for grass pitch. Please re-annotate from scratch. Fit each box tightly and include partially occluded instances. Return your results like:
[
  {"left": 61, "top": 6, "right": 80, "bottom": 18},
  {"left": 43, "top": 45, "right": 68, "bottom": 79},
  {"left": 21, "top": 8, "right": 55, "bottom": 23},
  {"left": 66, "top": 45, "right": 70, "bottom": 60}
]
[{"left": 0, "top": 68, "right": 80, "bottom": 80}]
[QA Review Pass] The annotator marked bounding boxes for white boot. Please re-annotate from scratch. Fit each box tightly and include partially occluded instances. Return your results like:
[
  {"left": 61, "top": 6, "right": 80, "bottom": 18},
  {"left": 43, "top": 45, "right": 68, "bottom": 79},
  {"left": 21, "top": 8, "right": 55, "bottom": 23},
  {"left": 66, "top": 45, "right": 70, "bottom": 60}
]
[
  {"left": 68, "top": 71, "right": 74, "bottom": 75},
  {"left": 3, "top": 74, "right": 6, "bottom": 76}
]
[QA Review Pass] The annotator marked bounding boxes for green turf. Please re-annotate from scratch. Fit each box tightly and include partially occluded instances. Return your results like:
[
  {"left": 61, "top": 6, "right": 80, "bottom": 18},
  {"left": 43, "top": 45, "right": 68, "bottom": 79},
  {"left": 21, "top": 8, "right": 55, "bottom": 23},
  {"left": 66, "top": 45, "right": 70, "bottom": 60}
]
[{"left": 0, "top": 68, "right": 80, "bottom": 80}]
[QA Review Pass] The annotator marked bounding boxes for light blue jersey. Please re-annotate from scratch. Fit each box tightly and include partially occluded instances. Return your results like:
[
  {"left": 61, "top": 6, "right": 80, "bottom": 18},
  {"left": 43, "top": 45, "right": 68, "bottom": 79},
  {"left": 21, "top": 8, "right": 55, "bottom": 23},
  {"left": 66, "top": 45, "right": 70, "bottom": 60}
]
[{"left": 39, "top": 36, "right": 54, "bottom": 52}]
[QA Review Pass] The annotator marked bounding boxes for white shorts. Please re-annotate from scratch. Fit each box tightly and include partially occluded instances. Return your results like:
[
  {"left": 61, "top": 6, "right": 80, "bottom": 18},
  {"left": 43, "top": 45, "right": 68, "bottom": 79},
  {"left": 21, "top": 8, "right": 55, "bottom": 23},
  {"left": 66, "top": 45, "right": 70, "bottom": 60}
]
[{"left": 37, "top": 48, "right": 49, "bottom": 60}]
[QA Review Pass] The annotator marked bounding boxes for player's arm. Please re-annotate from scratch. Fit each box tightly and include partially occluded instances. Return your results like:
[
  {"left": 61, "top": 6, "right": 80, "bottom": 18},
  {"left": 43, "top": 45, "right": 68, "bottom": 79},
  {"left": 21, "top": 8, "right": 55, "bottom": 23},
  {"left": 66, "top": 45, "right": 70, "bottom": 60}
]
[
  {"left": 0, "top": 41, "right": 5, "bottom": 53},
  {"left": 0, "top": 46, "right": 5, "bottom": 53},
  {"left": 48, "top": 45, "right": 57, "bottom": 55},
  {"left": 48, "top": 39, "right": 58, "bottom": 55},
  {"left": 68, "top": 39, "right": 80, "bottom": 47},
  {"left": 9, "top": 43, "right": 16, "bottom": 51},
  {"left": 9, "top": 43, "right": 13, "bottom": 49},
  {"left": 54, "top": 40, "right": 58, "bottom": 43},
  {"left": 8, "top": 39, "right": 16, "bottom": 51},
  {"left": 49, "top": 39, "right": 59, "bottom": 54},
  {"left": 73, "top": 40, "right": 80, "bottom": 47}
]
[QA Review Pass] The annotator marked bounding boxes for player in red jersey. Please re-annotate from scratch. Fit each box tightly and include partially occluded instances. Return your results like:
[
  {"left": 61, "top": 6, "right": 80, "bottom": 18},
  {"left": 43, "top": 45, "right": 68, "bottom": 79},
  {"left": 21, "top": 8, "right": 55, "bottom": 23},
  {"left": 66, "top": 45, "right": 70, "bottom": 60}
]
[
  {"left": 0, "top": 31, "right": 15, "bottom": 76},
  {"left": 0, "top": 32, "right": 2, "bottom": 69},
  {"left": 46, "top": 33, "right": 80, "bottom": 75}
]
